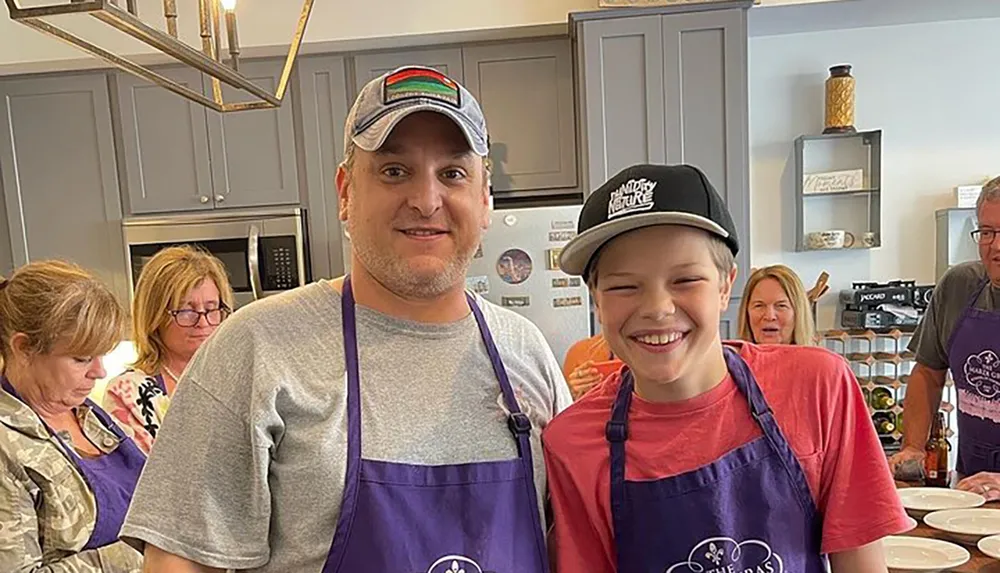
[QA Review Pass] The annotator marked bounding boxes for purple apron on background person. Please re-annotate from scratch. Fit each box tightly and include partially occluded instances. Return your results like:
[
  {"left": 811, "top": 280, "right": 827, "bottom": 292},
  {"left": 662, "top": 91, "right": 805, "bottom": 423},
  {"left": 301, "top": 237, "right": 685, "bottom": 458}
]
[
  {"left": 321, "top": 276, "right": 550, "bottom": 573},
  {"left": 948, "top": 279, "right": 1000, "bottom": 476},
  {"left": 1, "top": 377, "right": 146, "bottom": 550},
  {"left": 606, "top": 347, "right": 828, "bottom": 573}
]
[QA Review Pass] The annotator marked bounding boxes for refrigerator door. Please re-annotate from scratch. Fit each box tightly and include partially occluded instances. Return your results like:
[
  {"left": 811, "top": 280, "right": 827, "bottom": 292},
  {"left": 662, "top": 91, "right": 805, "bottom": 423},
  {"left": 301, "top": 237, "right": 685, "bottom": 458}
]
[{"left": 466, "top": 205, "right": 592, "bottom": 366}]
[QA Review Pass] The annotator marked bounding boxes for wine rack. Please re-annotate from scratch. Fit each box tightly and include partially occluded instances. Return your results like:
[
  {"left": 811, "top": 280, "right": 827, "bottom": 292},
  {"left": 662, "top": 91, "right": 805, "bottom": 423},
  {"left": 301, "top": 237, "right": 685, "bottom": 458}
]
[{"left": 819, "top": 328, "right": 957, "bottom": 457}]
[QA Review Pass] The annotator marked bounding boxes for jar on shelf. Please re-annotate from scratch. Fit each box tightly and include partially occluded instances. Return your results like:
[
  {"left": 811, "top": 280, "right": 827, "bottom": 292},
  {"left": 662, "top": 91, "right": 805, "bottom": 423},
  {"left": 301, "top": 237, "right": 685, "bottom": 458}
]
[{"left": 823, "top": 64, "right": 856, "bottom": 134}]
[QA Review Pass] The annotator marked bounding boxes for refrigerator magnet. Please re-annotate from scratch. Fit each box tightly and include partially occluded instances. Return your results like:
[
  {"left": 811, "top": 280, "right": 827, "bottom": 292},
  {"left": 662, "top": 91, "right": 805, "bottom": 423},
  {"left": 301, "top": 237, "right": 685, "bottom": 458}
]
[
  {"left": 501, "top": 295, "right": 531, "bottom": 308},
  {"left": 548, "top": 230, "right": 576, "bottom": 242},
  {"left": 465, "top": 275, "right": 490, "bottom": 295},
  {"left": 551, "top": 220, "right": 575, "bottom": 230},
  {"left": 553, "top": 296, "right": 583, "bottom": 308},
  {"left": 496, "top": 248, "right": 533, "bottom": 285},
  {"left": 546, "top": 248, "right": 563, "bottom": 270},
  {"left": 552, "top": 277, "right": 582, "bottom": 288}
]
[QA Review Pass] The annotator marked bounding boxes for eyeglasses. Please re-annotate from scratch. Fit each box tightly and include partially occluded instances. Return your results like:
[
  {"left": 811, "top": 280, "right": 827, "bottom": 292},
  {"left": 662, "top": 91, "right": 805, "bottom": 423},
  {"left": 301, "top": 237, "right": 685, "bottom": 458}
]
[
  {"left": 168, "top": 306, "right": 231, "bottom": 327},
  {"left": 971, "top": 228, "right": 999, "bottom": 244}
]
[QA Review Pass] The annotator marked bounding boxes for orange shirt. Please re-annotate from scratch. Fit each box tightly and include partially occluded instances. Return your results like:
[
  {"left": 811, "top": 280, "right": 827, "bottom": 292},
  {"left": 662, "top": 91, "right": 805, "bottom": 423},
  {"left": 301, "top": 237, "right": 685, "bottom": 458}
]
[
  {"left": 562, "top": 334, "right": 613, "bottom": 379},
  {"left": 542, "top": 341, "right": 911, "bottom": 572}
]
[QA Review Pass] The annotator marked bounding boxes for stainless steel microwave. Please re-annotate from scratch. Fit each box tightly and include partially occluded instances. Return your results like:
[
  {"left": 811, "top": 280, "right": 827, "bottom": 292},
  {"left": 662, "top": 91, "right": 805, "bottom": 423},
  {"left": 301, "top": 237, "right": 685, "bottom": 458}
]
[{"left": 123, "top": 207, "right": 310, "bottom": 308}]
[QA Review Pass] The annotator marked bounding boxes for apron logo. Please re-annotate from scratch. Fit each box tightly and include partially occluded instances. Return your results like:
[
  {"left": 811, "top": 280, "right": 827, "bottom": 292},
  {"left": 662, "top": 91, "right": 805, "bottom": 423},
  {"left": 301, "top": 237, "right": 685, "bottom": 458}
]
[
  {"left": 424, "top": 555, "right": 494, "bottom": 573},
  {"left": 666, "top": 537, "right": 784, "bottom": 573},
  {"left": 964, "top": 350, "right": 1000, "bottom": 399}
]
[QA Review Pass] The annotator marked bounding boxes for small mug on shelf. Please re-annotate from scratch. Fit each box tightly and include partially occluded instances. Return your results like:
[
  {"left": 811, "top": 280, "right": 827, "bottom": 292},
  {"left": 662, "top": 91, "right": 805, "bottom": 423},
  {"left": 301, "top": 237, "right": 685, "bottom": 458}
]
[{"left": 806, "top": 230, "right": 855, "bottom": 250}]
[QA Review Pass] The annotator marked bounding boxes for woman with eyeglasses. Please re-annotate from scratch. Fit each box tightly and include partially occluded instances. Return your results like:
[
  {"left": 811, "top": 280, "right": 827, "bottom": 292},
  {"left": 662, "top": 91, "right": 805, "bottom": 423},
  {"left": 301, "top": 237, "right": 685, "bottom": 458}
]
[{"left": 103, "top": 246, "right": 234, "bottom": 453}]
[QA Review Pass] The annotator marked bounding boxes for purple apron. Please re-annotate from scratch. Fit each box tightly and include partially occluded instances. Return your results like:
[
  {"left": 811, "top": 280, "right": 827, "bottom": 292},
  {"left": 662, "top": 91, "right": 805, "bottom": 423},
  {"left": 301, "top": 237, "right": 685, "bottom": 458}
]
[
  {"left": 2, "top": 377, "right": 146, "bottom": 550},
  {"left": 321, "top": 277, "right": 550, "bottom": 573},
  {"left": 607, "top": 347, "right": 827, "bottom": 572},
  {"left": 948, "top": 279, "right": 1000, "bottom": 476}
]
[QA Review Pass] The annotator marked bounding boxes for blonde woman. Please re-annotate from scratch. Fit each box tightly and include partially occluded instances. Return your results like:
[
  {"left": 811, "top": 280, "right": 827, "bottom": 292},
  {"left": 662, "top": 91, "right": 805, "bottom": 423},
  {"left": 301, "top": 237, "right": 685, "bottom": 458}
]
[
  {"left": 0, "top": 260, "right": 144, "bottom": 572},
  {"left": 737, "top": 264, "right": 816, "bottom": 346},
  {"left": 103, "top": 246, "right": 234, "bottom": 453}
]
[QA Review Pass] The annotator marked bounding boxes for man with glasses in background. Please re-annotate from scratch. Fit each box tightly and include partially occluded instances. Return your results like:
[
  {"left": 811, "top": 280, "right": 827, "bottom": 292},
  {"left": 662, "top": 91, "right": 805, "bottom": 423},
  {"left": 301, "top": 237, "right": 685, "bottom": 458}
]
[{"left": 890, "top": 175, "right": 1000, "bottom": 496}]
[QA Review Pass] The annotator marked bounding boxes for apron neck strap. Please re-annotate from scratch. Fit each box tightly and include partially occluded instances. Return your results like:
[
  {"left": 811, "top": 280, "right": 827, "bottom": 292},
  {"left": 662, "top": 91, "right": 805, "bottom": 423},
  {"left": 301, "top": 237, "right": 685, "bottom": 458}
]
[
  {"left": 965, "top": 279, "right": 993, "bottom": 308},
  {"left": 341, "top": 276, "right": 533, "bottom": 450},
  {"left": 723, "top": 346, "right": 773, "bottom": 423}
]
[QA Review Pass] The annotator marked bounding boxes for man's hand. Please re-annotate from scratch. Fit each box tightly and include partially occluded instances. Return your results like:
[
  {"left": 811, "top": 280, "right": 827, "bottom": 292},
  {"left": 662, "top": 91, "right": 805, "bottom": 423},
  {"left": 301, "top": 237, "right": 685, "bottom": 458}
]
[
  {"left": 956, "top": 472, "right": 1000, "bottom": 501},
  {"left": 887, "top": 446, "right": 926, "bottom": 479}
]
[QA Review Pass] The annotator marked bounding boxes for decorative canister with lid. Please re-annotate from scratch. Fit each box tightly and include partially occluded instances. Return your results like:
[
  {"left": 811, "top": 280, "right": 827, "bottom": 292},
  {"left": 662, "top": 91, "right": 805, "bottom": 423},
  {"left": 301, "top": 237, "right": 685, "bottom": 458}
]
[{"left": 823, "top": 64, "right": 857, "bottom": 134}]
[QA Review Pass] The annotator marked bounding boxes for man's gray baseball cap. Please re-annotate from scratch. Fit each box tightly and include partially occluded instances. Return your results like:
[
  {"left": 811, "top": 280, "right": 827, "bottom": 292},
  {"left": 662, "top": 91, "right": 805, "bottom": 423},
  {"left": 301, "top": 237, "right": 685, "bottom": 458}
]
[{"left": 344, "top": 65, "right": 489, "bottom": 157}]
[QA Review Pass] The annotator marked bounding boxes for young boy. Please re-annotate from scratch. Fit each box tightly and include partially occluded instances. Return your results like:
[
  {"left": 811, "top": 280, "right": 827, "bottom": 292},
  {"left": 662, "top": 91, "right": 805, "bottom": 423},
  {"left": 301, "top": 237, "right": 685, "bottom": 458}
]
[{"left": 544, "top": 164, "right": 912, "bottom": 572}]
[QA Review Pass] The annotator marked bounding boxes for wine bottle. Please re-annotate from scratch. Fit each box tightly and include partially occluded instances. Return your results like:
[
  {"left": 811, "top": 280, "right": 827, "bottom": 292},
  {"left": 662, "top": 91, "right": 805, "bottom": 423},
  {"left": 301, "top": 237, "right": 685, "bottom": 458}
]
[
  {"left": 871, "top": 387, "right": 896, "bottom": 409},
  {"left": 872, "top": 412, "right": 896, "bottom": 434}
]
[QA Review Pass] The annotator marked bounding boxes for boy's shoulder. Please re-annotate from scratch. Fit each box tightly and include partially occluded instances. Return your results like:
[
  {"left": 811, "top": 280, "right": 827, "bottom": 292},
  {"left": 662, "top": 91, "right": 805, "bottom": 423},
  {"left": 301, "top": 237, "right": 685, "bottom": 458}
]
[
  {"left": 732, "top": 341, "right": 856, "bottom": 401},
  {"left": 732, "top": 340, "right": 847, "bottom": 372}
]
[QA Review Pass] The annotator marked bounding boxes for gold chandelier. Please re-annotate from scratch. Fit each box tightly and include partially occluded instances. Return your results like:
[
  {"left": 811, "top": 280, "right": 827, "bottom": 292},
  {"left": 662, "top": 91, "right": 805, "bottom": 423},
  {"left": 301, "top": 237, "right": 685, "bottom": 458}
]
[{"left": 4, "top": 0, "right": 314, "bottom": 112}]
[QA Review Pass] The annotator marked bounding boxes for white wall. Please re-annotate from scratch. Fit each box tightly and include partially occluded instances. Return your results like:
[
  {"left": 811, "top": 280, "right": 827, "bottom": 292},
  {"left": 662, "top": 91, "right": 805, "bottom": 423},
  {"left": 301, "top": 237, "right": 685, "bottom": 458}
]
[
  {"left": 748, "top": 18, "right": 1000, "bottom": 329},
  {"left": 0, "top": 0, "right": 835, "bottom": 74}
]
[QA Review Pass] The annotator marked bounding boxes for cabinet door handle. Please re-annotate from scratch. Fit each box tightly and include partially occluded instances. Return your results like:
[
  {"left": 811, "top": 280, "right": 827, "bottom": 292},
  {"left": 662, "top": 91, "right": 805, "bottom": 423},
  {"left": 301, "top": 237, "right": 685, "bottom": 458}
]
[
  {"left": 199, "top": 195, "right": 210, "bottom": 204},
  {"left": 215, "top": 195, "right": 225, "bottom": 203}
]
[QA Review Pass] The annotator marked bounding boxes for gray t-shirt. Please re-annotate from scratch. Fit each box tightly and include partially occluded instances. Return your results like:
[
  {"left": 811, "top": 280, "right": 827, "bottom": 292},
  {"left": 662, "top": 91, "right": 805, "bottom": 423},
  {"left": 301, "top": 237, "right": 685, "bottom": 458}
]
[
  {"left": 120, "top": 281, "right": 572, "bottom": 572},
  {"left": 909, "top": 261, "right": 1000, "bottom": 370}
]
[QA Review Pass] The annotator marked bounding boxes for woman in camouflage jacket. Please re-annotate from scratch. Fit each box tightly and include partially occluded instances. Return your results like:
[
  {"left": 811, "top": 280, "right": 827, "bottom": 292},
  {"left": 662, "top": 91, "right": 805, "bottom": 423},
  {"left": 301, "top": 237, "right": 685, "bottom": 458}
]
[{"left": 0, "top": 261, "right": 145, "bottom": 572}]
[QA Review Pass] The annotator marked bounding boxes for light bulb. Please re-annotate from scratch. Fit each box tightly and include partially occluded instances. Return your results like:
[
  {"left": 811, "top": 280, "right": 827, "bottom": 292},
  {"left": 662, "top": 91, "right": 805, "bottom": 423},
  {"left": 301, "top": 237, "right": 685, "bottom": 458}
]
[{"left": 219, "top": 0, "right": 236, "bottom": 11}]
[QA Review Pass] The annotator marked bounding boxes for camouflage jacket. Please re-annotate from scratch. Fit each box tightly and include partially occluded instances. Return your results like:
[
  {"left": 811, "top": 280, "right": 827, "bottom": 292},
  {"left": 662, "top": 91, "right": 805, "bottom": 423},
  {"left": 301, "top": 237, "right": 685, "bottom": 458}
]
[{"left": 0, "top": 388, "right": 144, "bottom": 573}]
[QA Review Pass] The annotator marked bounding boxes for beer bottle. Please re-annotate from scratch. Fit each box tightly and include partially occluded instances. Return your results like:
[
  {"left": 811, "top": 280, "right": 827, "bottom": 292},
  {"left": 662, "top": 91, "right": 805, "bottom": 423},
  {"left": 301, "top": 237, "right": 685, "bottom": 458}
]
[{"left": 925, "top": 412, "right": 950, "bottom": 487}]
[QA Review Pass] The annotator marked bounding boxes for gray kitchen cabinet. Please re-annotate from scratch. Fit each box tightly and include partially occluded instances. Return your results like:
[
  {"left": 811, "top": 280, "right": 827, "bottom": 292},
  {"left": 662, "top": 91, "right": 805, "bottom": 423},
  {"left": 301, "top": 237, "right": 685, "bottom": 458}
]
[
  {"left": 0, "top": 72, "right": 130, "bottom": 303},
  {"left": 204, "top": 58, "right": 300, "bottom": 210},
  {"left": 115, "top": 58, "right": 299, "bottom": 215},
  {"left": 353, "top": 47, "right": 465, "bottom": 94},
  {"left": 574, "top": 3, "right": 752, "bottom": 300},
  {"left": 115, "top": 66, "right": 215, "bottom": 213},
  {"left": 463, "top": 38, "right": 578, "bottom": 194},
  {"left": 296, "top": 54, "right": 351, "bottom": 280},
  {"left": 0, "top": 163, "right": 12, "bottom": 276},
  {"left": 577, "top": 15, "right": 666, "bottom": 189}
]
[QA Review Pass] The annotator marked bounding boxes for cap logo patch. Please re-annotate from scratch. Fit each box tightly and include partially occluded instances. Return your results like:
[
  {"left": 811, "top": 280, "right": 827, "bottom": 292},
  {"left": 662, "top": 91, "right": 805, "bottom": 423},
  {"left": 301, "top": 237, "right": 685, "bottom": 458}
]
[
  {"left": 383, "top": 67, "right": 460, "bottom": 108},
  {"left": 608, "top": 178, "right": 657, "bottom": 219}
]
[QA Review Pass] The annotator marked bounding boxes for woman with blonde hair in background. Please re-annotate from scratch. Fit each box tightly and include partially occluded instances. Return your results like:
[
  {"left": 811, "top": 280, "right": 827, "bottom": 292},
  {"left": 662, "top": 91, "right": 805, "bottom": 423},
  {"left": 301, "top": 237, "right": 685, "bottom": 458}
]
[
  {"left": 103, "top": 245, "right": 234, "bottom": 453},
  {"left": 738, "top": 264, "right": 817, "bottom": 346},
  {"left": 0, "top": 260, "right": 144, "bottom": 572}
]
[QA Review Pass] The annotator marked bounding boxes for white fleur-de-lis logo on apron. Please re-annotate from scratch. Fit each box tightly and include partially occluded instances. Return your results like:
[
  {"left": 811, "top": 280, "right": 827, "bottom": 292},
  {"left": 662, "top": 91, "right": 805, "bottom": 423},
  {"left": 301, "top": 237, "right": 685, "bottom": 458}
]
[
  {"left": 706, "top": 542, "right": 724, "bottom": 565},
  {"left": 426, "top": 555, "right": 484, "bottom": 573}
]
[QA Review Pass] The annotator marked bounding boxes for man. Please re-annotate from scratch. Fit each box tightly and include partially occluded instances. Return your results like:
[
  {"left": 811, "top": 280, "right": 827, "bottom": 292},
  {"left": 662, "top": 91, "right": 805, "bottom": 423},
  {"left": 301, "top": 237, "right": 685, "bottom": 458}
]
[
  {"left": 890, "top": 176, "right": 1000, "bottom": 496},
  {"left": 120, "top": 65, "right": 572, "bottom": 573}
]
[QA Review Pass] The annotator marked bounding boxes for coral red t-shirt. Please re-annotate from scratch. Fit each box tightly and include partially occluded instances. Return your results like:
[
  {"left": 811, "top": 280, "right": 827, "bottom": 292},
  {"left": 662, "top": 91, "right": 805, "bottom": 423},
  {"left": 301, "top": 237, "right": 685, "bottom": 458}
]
[{"left": 541, "top": 341, "right": 912, "bottom": 572}]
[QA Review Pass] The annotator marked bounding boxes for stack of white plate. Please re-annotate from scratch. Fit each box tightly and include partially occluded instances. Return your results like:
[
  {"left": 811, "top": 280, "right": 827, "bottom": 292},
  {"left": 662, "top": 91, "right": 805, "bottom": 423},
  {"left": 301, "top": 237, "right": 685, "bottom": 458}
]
[{"left": 883, "top": 536, "right": 970, "bottom": 572}]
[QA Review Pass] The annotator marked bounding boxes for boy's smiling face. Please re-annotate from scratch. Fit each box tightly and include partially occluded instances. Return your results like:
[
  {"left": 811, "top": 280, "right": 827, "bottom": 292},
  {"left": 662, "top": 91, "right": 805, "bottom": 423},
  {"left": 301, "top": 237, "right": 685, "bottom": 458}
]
[{"left": 592, "top": 225, "right": 736, "bottom": 401}]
